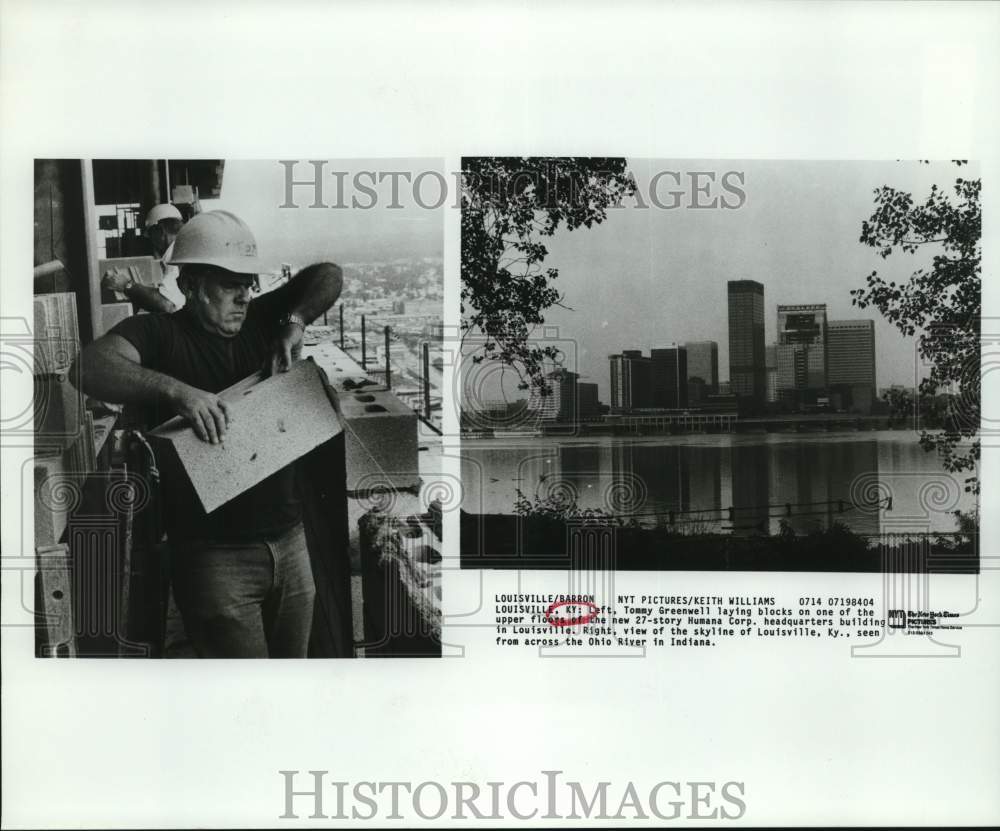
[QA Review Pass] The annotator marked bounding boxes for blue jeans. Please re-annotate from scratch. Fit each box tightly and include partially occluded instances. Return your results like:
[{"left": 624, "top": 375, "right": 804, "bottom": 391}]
[{"left": 169, "top": 522, "right": 315, "bottom": 658}]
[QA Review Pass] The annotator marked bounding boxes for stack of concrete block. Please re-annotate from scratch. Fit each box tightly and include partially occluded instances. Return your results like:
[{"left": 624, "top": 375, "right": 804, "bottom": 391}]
[
  {"left": 90, "top": 413, "right": 119, "bottom": 458},
  {"left": 34, "top": 456, "right": 71, "bottom": 547},
  {"left": 97, "top": 256, "right": 157, "bottom": 290},
  {"left": 304, "top": 341, "right": 420, "bottom": 493},
  {"left": 63, "top": 410, "right": 97, "bottom": 476},
  {"left": 358, "top": 509, "right": 441, "bottom": 658},
  {"left": 101, "top": 301, "right": 132, "bottom": 332},
  {"left": 338, "top": 388, "right": 420, "bottom": 493},
  {"left": 34, "top": 292, "right": 84, "bottom": 455},
  {"left": 149, "top": 359, "right": 342, "bottom": 513},
  {"left": 35, "top": 543, "right": 76, "bottom": 657},
  {"left": 34, "top": 370, "right": 84, "bottom": 453},
  {"left": 303, "top": 340, "right": 371, "bottom": 390},
  {"left": 33, "top": 292, "right": 80, "bottom": 373},
  {"left": 34, "top": 416, "right": 100, "bottom": 551},
  {"left": 34, "top": 290, "right": 84, "bottom": 563}
]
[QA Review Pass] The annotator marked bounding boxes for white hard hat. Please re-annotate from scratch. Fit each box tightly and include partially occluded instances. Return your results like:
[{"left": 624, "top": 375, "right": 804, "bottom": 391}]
[
  {"left": 167, "top": 210, "right": 262, "bottom": 275},
  {"left": 144, "top": 203, "right": 183, "bottom": 227}
]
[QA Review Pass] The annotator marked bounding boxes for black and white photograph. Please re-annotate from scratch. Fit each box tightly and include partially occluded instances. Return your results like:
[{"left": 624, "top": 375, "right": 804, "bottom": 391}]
[
  {"left": 31, "top": 158, "right": 444, "bottom": 658},
  {"left": 3, "top": 2, "right": 1000, "bottom": 829},
  {"left": 460, "top": 158, "right": 980, "bottom": 572}
]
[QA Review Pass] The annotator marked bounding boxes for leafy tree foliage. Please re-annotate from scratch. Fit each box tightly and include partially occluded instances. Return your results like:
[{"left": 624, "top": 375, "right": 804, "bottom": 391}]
[
  {"left": 461, "top": 157, "right": 635, "bottom": 395},
  {"left": 851, "top": 163, "right": 980, "bottom": 492}
]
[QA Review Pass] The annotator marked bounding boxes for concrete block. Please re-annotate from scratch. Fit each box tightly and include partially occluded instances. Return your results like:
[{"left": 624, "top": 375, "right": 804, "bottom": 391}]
[
  {"left": 102, "top": 302, "right": 132, "bottom": 332},
  {"left": 303, "top": 341, "right": 420, "bottom": 491},
  {"left": 33, "top": 292, "right": 79, "bottom": 373},
  {"left": 358, "top": 510, "right": 441, "bottom": 657},
  {"left": 303, "top": 341, "right": 372, "bottom": 391},
  {"left": 149, "top": 358, "right": 342, "bottom": 514},
  {"left": 35, "top": 543, "right": 76, "bottom": 657},
  {"left": 171, "top": 184, "right": 195, "bottom": 205},
  {"left": 91, "top": 413, "right": 118, "bottom": 457},
  {"left": 98, "top": 256, "right": 158, "bottom": 288},
  {"left": 34, "top": 370, "right": 84, "bottom": 451},
  {"left": 63, "top": 410, "right": 97, "bottom": 476},
  {"left": 339, "top": 388, "right": 420, "bottom": 492},
  {"left": 34, "top": 456, "right": 70, "bottom": 547}
]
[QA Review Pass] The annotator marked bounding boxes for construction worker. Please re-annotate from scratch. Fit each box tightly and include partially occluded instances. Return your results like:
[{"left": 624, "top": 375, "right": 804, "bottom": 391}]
[
  {"left": 75, "top": 210, "right": 344, "bottom": 658},
  {"left": 102, "top": 203, "right": 186, "bottom": 313}
]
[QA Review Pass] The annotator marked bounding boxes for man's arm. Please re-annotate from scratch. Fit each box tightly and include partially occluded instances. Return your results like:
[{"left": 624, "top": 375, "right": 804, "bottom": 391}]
[
  {"left": 263, "top": 262, "right": 343, "bottom": 375},
  {"left": 72, "top": 334, "right": 231, "bottom": 444},
  {"left": 267, "top": 261, "right": 343, "bottom": 324},
  {"left": 124, "top": 283, "right": 177, "bottom": 314},
  {"left": 102, "top": 267, "right": 177, "bottom": 314}
]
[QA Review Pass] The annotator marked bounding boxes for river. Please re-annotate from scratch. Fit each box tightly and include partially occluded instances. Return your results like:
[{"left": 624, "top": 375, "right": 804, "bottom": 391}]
[{"left": 461, "top": 431, "right": 977, "bottom": 536}]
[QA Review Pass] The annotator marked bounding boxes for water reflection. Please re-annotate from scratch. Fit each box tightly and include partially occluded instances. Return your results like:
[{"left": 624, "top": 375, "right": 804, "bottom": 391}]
[{"left": 463, "top": 433, "right": 972, "bottom": 536}]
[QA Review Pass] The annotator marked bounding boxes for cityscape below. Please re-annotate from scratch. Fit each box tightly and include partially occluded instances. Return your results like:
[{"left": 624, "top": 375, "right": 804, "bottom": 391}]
[{"left": 464, "top": 279, "right": 897, "bottom": 435}]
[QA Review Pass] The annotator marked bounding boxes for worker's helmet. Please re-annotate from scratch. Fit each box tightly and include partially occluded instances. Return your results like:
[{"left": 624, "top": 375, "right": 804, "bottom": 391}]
[
  {"left": 167, "top": 210, "right": 262, "bottom": 275},
  {"left": 144, "top": 203, "right": 183, "bottom": 227}
]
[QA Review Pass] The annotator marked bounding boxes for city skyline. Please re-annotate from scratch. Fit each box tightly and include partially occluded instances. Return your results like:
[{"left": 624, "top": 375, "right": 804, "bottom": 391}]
[
  {"left": 599, "top": 290, "right": 877, "bottom": 416},
  {"left": 483, "top": 286, "right": 880, "bottom": 414},
  {"left": 468, "top": 160, "right": 971, "bottom": 404}
]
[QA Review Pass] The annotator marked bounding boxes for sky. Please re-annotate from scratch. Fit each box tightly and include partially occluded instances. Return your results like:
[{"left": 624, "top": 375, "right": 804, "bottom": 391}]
[
  {"left": 196, "top": 158, "right": 974, "bottom": 403},
  {"left": 201, "top": 158, "right": 444, "bottom": 268},
  {"left": 477, "top": 159, "right": 976, "bottom": 403}
]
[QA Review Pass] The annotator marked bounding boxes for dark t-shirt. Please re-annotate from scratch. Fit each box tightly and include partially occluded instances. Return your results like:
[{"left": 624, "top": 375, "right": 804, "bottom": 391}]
[{"left": 110, "top": 290, "right": 301, "bottom": 542}]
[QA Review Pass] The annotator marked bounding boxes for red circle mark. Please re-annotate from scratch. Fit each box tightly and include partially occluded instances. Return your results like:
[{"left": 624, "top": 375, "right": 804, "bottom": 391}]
[{"left": 545, "top": 600, "right": 600, "bottom": 628}]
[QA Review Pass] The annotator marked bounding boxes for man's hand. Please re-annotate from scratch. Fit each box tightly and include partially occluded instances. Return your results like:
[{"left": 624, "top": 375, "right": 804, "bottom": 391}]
[
  {"left": 267, "top": 323, "right": 304, "bottom": 376},
  {"left": 101, "top": 266, "right": 132, "bottom": 293},
  {"left": 170, "top": 382, "right": 231, "bottom": 444}
]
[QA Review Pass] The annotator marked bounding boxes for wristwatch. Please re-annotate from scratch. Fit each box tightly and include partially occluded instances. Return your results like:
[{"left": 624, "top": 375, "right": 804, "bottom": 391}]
[{"left": 278, "top": 312, "right": 306, "bottom": 329}]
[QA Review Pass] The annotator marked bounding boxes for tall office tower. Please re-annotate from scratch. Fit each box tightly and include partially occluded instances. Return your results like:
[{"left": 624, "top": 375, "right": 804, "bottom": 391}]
[
  {"left": 776, "top": 304, "right": 828, "bottom": 399},
  {"left": 609, "top": 352, "right": 632, "bottom": 410},
  {"left": 827, "top": 319, "right": 876, "bottom": 413},
  {"left": 609, "top": 350, "right": 653, "bottom": 410},
  {"left": 727, "top": 281, "right": 766, "bottom": 404},
  {"left": 774, "top": 343, "right": 801, "bottom": 398},
  {"left": 577, "top": 382, "right": 601, "bottom": 420},
  {"left": 683, "top": 340, "right": 719, "bottom": 391},
  {"left": 650, "top": 346, "right": 688, "bottom": 409},
  {"left": 765, "top": 344, "right": 778, "bottom": 403},
  {"left": 528, "top": 368, "right": 579, "bottom": 421}
]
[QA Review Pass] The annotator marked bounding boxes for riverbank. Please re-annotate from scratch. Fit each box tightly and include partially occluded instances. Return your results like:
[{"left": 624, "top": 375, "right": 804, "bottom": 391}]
[
  {"left": 459, "top": 511, "right": 978, "bottom": 573},
  {"left": 460, "top": 429, "right": 954, "bottom": 448}
]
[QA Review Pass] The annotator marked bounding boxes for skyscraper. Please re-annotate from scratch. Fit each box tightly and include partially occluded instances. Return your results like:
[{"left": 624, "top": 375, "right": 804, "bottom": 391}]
[
  {"left": 610, "top": 349, "right": 688, "bottom": 410},
  {"left": 683, "top": 340, "right": 719, "bottom": 391},
  {"left": 527, "top": 368, "right": 580, "bottom": 421},
  {"left": 650, "top": 346, "right": 688, "bottom": 409},
  {"left": 577, "top": 382, "right": 601, "bottom": 420},
  {"left": 776, "top": 304, "right": 828, "bottom": 400},
  {"left": 765, "top": 344, "right": 778, "bottom": 403},
  {"left": 827, "top": 319, "right": 876, "bottom": 413},
  {"left": 727, "top": 280, "right": 766, "bottom": 404},
  {"left": 609, "top": 350, "right": 653, "bottom": 410}
]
